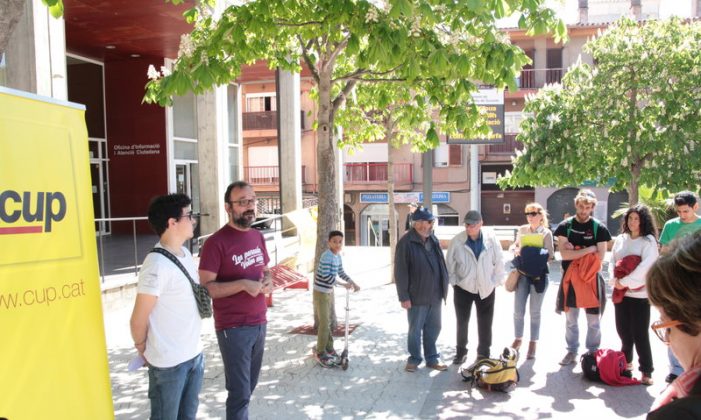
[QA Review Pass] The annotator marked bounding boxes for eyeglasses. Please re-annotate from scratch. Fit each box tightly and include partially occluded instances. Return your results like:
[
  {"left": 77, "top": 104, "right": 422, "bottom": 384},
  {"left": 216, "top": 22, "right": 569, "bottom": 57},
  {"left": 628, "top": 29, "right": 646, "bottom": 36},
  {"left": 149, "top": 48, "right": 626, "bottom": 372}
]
[
  {"left": 651, "top": 319, "right": 684, "bottom": 343},
  {"left": 525, "top": 211, "right": 541, "bottom": 217},
  {"left": 176, "top": 212, "right": 198, "bottom": 224},
  {"left": 229, "top": 198, "right": 257, "bottom": 207}
]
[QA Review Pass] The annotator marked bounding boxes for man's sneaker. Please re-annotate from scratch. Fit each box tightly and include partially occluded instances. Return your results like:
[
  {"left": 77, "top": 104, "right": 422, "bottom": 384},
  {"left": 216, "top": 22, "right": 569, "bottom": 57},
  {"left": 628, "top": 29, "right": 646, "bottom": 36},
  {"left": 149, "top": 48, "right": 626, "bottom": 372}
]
[
  {"left": 452, "top": 354, "right": 467, "bottom": 365},
  {"left": 427, "top": 361, "right": 448, "bottom": 371},
  {"left": 317, "top": 353, "right": 337, "bottom": 368},
  {"left": 327, "top": 349, "right": 341, "bottom": 362},
  {"left": 665, "top": 373, "right": 678, "bottom": 384},
  {"left": 559, "top": 352, "right": 577, "bottom": 365}
]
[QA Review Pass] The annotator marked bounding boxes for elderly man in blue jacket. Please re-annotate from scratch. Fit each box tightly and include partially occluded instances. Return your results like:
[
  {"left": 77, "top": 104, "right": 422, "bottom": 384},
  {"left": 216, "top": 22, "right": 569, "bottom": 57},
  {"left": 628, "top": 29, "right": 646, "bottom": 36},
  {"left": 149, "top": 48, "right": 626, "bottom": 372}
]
[{"left": 395, "top": 206, "right": 449, "bottom": 373}]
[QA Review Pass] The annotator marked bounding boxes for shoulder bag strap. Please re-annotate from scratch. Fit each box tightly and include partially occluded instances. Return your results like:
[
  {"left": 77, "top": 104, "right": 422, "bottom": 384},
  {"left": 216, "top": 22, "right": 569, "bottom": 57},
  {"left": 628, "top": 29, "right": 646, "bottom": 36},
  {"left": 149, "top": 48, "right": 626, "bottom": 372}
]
[{"left": 150, "top": 247, "right": 199, "bottom": 289}]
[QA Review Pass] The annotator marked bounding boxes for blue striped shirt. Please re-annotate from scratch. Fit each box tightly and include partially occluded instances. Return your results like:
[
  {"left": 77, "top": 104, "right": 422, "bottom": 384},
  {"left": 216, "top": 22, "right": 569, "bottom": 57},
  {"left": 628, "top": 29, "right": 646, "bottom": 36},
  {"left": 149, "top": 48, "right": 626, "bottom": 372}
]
[{"left": 314, "top": 250, "right": 352, "bottom": 293}]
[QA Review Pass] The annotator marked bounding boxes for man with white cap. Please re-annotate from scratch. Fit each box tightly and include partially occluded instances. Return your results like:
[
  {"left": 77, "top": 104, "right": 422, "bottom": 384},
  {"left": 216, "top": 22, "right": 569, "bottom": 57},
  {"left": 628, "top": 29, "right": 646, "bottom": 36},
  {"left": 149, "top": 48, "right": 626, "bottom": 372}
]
[{"left": 446, "top": 210, "right": 505, "bottom": 364}]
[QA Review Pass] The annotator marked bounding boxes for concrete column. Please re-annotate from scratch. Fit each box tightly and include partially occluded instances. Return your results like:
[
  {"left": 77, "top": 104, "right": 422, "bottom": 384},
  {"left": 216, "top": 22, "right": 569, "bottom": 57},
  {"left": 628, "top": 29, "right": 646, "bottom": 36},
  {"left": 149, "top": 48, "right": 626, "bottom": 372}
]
[
  {"left": 534, "top": 38, "right": 547, "bottom": 88},
  {"left": 4, "top": 0, "right": 66, "bottom": 99},
  {"left": 276, "top": 69, "right": 302, "bottom": 214},
  {"left": 196, "top": 85, "right": 232, "bottom": 234}
]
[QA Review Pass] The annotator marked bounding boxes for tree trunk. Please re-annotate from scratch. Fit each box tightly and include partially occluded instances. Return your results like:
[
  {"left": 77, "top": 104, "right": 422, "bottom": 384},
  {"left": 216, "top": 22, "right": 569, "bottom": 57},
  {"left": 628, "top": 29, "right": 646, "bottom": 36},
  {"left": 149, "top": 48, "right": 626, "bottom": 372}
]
[
  {"left": 628, "top": 162, "right": 640, "bottom": 205},
  {"left": 313, "top": 68, "right": 340, "bottom": 330},
  {"left": 387, "top": 139, "right": 397, "bottom": 284},
  {"left": 0, "top": 0, "right": 27, "bottom": 58},
  {"left": 314, "top": 70, "right": 339, "bottom": 267}
]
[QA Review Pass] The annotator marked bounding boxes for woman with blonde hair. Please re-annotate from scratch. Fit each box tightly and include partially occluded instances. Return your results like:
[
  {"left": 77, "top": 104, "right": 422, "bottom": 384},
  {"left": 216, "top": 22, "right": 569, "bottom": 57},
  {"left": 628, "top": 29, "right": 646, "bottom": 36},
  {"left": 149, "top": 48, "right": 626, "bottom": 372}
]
[
  {"left": 647, "top": 231, "right": 701, "bottom": 417},
  {"left": 509, "top": 202, "right": 555, "bottom": 359}
]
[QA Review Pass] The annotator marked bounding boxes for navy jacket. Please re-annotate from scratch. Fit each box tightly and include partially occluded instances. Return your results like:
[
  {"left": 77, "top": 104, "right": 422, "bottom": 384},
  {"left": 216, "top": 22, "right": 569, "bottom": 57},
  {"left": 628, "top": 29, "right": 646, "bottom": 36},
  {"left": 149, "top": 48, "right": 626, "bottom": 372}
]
[{"left": 395, "top": 229, "right": 448, "bottom": 305}]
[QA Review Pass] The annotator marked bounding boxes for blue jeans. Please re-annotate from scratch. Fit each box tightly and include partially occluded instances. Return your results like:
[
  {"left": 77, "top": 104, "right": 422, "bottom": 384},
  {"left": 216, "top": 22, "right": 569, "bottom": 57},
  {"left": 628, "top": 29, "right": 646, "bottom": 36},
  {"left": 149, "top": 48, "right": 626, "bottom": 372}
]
[
  {"left": 565, "top": 308, "right": 601, "bottom": 354},
  {"left": 216, "top": 324, "right": 267, "bottom": 420},
  {"left": 406, "top": 304, "right": 442, "bottom": 365},
  {"left": 147, "top": 352, "right": 204, "bottom": 420},
  {"left": 669, "top": 348, "right": 684, "bottom": 376},
  {"left": 513, "top": 276, "right": 548, "bottom": 340}
]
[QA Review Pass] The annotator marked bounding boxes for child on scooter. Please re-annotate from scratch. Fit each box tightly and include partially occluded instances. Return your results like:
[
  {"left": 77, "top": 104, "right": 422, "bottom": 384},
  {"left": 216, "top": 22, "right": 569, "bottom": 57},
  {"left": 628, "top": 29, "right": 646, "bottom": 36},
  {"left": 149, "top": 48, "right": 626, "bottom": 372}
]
[{"left": 313, "top": 230, "right": 360, "bottom": 367}]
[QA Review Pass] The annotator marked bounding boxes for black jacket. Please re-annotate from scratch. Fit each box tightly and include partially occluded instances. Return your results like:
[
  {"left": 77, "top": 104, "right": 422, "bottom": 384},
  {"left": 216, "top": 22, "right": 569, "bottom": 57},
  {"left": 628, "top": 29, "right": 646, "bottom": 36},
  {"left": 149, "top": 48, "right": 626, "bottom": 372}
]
[
  {"left": 394, "top": 229, "right": 448, "bottom": 305},
  {"left": 648, "top": 376, "right": 701, "bottom": 419}
]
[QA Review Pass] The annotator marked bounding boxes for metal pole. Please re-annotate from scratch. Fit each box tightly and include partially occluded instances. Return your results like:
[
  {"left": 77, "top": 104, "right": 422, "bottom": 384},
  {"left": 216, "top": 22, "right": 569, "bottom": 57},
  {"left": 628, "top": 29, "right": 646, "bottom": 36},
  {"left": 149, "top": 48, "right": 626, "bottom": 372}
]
[
  {"left": 422, "top": 151, "right": 433, "bottom": 210},
  {"left": 133, "top": 220, "right": 138, "bottom": 278},
  {"left": 470, "top": 144, "right": 479, "bottom": 211},
  {"left": 98, "top": 220, "right": 105, "bottom": 284}
]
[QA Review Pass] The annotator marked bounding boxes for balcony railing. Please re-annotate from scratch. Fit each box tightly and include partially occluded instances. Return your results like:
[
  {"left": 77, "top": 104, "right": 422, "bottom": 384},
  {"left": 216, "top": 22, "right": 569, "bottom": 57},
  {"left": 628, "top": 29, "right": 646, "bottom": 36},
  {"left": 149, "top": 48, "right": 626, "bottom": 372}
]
[
  {"left": 344, "top": 162, "right": 413, "bottom": 184},
  {"left": 242, "top": 111, "right": 306, "bottom": 130},
  {"left": 244, "top": 166, "right": 308, "bottom": 186},
  {"left": 488, "top": 134, "right": 524, "bottom": 154},
  {"left": 517, "top": 68, "right": 563, "bottom": 89}
]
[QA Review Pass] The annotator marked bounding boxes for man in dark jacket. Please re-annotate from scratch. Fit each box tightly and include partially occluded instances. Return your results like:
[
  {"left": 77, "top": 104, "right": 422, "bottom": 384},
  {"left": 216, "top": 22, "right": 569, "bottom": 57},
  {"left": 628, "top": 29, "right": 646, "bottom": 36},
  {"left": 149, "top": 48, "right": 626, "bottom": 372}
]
[{"left": 395, "top": 207, "right": 449, "bottom": 373}]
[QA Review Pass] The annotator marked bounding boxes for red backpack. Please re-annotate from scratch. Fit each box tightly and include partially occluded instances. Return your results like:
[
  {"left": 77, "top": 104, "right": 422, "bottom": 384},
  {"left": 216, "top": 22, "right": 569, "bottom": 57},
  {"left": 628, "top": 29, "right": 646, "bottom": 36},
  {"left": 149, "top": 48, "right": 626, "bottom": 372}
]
[{"left": 581, "top": 349, "right": 640, "bottom": 386}]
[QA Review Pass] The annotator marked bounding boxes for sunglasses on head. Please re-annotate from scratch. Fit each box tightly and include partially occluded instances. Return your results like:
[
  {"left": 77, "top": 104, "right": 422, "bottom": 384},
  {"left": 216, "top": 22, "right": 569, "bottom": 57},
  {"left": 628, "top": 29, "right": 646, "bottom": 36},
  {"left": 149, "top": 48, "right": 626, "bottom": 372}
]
[{"left": 524, "top": 211, "right": 541, "bottom": 217}]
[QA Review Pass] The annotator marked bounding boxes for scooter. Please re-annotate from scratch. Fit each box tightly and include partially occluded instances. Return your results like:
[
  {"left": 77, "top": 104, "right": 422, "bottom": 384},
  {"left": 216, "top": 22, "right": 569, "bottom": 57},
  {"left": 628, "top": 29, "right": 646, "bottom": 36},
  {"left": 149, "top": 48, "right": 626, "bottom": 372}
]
[{"left": 339, "top": 287, "right": 351, "bottom": 371}]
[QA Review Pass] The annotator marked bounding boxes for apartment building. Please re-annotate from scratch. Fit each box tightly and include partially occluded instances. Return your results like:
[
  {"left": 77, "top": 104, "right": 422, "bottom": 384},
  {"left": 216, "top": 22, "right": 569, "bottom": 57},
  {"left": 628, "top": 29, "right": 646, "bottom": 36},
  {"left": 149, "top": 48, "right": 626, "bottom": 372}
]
[{"left": 2, "top": 0, "right": 698, "bottom": 242}]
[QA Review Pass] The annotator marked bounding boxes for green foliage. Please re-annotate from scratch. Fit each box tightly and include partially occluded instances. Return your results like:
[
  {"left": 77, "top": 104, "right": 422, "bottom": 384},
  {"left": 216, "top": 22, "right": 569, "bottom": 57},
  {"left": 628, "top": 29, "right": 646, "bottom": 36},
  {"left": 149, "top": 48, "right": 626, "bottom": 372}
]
[
  {"left": 499, "top": 18, "right": 701, "bottom": 202},
  {"left": 611, "top": 190, "right": 676, "bottom": 232},
  {"left": 144, "top": 0, "right": 566, "bottom": 145},
  {"left": 41, "top": 0, "right": 64, "bottom": 18}
]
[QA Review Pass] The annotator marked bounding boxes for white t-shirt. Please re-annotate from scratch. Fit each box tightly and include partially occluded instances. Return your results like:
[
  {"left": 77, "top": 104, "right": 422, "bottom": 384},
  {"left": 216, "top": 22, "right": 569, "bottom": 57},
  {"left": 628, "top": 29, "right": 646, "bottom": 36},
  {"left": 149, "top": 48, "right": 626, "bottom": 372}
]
[
  {"left": 609, "top": 234, "right": 659, "bottom": 299},
  {"left": 137, "top": 243, "right": 202, "bottom": 368}
]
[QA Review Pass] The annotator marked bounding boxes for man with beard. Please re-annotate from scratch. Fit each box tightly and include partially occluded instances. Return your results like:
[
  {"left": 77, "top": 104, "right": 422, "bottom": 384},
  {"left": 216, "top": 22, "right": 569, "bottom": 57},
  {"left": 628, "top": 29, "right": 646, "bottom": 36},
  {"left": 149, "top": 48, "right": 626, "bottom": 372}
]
[
  {"left": 554, "top": 189, "right": 611, "bottom": 366},
  {"left": 199, "top": 181, "right": 272, "bottom": 420}
]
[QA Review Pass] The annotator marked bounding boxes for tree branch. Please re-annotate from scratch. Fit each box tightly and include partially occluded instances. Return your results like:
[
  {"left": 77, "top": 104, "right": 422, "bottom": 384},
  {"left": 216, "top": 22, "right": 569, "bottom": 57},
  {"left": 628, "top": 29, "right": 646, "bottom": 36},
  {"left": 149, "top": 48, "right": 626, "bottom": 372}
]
[
  {"left": 333, "top": 65, "right": 403, "bottom": 82},
  {"left": 275, "top": 19, "right": 324, "bottom": 27},
  {"left": 297, "top": 35, "right": 320, "bottom": 82},
  {"left": 330, "top": 79, "right": 358, "bottom": 119},
  {"left": 352, "top": 77, "right": 408, "bottom": 83},
  {"left": 326, "top": 34, "right": 350, "bottom": 69}
]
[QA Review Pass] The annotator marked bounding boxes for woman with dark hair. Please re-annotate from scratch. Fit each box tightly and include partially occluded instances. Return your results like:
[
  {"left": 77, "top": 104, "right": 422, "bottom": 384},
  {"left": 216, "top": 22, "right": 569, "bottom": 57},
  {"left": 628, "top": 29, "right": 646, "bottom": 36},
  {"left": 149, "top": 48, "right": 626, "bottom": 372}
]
[
  {"left": 610, "top": 204, "right": 659, "bottom": 385},
  {"left": 647, "top": 231, "right": 701, "bottom": 417}
]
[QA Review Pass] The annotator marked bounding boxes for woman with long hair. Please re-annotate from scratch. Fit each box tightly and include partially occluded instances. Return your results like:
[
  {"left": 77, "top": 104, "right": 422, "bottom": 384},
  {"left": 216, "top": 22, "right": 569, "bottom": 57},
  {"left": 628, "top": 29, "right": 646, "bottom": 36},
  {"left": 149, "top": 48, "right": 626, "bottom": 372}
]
[
  {"left": 510, "top": 202, "right": 554, "bottom": 359},
  {"left": 610, "top": 204, "right": 659, "bottom": 385}
]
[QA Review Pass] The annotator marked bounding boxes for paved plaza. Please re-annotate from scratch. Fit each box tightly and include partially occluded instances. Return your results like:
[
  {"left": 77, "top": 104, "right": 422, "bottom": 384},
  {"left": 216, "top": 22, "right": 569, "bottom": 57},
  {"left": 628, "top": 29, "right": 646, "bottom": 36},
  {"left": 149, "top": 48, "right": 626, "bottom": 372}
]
[{"left": 106, "top": 246, "right": 668, "bottom": 419}]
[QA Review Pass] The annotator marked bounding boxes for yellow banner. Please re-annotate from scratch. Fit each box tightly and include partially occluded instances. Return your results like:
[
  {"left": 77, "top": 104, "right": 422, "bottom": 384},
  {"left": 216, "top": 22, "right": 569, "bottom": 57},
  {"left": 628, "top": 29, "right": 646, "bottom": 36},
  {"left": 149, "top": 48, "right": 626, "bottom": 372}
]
[{"left": 0, "top": 88, "right": 114, "bottom": 419}]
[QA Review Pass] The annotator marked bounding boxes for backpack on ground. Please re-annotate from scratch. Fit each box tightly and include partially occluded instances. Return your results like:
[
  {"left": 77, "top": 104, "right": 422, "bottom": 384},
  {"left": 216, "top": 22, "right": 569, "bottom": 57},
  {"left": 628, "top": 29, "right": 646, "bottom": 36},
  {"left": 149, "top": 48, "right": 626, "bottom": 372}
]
[
  {"left": 459, "top": 347, "right": 519, "bottom": 392},
  {"left": 580, "top": 349, "right": 640, "bottom": 386}
]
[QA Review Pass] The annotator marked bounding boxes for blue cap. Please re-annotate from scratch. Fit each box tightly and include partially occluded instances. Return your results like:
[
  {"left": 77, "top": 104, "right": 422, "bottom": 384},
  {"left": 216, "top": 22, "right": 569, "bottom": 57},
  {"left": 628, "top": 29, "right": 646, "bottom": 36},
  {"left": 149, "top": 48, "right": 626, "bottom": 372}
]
[{"left": 412, "top": 207, "right": 435, "bottom": 222}]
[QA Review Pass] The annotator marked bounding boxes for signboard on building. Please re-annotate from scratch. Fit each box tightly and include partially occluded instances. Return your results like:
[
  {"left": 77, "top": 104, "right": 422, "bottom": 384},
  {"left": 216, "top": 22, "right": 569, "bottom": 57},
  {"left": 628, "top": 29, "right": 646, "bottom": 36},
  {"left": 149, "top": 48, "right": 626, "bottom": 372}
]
[
  {"left": 0, "top": 87, "right": 114, "bottom": 419},
  {"left": 447, "top": 86, "right": 505, "bottom": 145},
  {"left": 360, "top": 192, "right": 451, "bottom": 204}
]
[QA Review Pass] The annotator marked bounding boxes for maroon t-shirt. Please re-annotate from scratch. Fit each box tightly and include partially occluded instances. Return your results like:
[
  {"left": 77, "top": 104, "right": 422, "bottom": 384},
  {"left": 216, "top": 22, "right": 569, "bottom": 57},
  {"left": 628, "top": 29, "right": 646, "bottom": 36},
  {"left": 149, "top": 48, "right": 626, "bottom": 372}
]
[{"left": 199, "top": 224, "right": 270, "bottom": 330}]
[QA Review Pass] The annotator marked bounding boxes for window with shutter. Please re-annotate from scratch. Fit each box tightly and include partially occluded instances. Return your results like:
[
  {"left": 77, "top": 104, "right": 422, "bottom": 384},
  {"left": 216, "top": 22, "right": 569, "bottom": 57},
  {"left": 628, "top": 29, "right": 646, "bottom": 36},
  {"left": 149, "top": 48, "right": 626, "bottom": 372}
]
[{"left": 449, "top": 144, "right": 462, "bottom": 166}]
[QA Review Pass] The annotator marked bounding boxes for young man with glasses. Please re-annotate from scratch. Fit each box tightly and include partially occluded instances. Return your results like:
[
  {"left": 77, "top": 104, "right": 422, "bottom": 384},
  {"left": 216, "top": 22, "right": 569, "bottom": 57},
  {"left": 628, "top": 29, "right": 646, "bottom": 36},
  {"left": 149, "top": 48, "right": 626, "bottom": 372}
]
[
  {"left": 130, "top": 193, "right": 204, "bottom": 420},
  {"left": 554, "top": 189, "right": 612, "bottom": 366},
  {"left": 198, "top": 181, "right": 272, "bottom": 420},
  {"left": 659, "top": 191, "right": 701, "bottom": 383}
]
